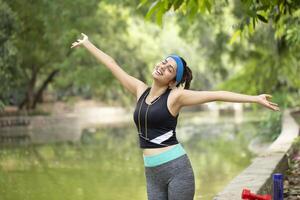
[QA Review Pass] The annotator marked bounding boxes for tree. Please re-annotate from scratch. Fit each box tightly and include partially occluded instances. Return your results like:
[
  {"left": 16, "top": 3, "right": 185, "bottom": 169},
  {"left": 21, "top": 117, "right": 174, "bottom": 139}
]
[
  {"left": 138, "top": 0, "right": 300, "bottom": 107},
  {"left": 0, "top": 0, "right": 21, "bottom": 107},
  {"left": 139, "top": 1, "right": 299, "bottom": 30},
  {"left": 2, "top": 0, "right": 99, "bottom": 109}
]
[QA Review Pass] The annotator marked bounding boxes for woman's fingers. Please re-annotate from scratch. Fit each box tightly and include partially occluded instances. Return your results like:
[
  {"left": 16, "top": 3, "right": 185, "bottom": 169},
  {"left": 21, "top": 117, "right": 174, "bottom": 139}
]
[
  {"left": 268, "top": 103, "right": 280, "bottom": 111},
  {"left": 257, "top": 94, "right": 280, "bottom": 111},
  {"left": 71, "top": 39, "right": 83, "bottom": 48},
  {"left": 269, "top": 102, "right": 278, "bottom": 106},
  {"left": 274, "top": 106, "right": 280, "bottom": 111},
  {"left": 71, "top": 42, "right": 80, "bottom": 48},
  {"left": 266, "top": 98, "right": 280, "bottom": 111},
  {"left": 267, "top": 103, "right": 278, "bottom": 111},
  {"left": 71, "top": 33, "right": 88, "bottom": 49},
  {"left": 265, "top": 94, "right": 272, "bottom": 98}
]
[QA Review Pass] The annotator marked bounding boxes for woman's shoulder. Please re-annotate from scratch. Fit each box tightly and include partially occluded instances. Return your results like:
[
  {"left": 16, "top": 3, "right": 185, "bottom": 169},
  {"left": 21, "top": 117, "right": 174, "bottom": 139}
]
[
  {"left": 168, "top": 87, "right": 194, "bottom": 103},
  {"left": 168, "top": 87, "right": 184, "bottom": 101},
  {"left": 169, "top": 86, "right": 185, "bottom": 95},
  {"left": 136, "top": 84, "right": 150, "bottom": 102}
]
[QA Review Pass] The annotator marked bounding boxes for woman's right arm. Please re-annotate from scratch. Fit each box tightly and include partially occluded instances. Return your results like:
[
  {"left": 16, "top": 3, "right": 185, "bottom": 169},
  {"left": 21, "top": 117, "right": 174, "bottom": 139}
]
[{"left": 71, "top": 33, "right": 148, "bottom": 97}]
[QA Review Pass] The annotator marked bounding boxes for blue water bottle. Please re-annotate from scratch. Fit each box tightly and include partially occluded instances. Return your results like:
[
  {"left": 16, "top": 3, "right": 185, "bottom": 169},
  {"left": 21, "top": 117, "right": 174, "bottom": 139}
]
[{"left": 273, "top": 173, "right": 283, "bottom": 200}]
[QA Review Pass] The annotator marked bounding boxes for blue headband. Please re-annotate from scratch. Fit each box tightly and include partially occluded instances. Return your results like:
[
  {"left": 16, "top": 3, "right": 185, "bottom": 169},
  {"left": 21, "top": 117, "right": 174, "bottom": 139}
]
[{"left": 166, "top": 54, "right": 184, "bottom": 84}]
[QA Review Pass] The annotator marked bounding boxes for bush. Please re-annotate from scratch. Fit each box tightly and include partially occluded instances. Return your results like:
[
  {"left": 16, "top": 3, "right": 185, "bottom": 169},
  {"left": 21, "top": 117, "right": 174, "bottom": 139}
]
[
  {"left": 0, "top": 100, "right": 5, "bottom": 111},
  {"left": 292, "top": 137, "right": 300, "bottom": 152},
  {"left": 257, "top": 111, "right": 283, "bottom": 142}
]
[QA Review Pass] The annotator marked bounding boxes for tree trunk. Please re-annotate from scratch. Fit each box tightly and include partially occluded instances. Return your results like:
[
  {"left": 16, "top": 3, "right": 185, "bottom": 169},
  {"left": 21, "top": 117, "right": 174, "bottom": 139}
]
[
  {"left": 19, "top": 67, "right": 37, "bottom": 110},
  {"left": 18, "top": 49, "right": 72, "bottom": 111},
  {"left": 18, "top": 68, "right": 60, "bottom": 110},
  {"left": 32, "top": 69, "right": 60, "bottom": 109}
]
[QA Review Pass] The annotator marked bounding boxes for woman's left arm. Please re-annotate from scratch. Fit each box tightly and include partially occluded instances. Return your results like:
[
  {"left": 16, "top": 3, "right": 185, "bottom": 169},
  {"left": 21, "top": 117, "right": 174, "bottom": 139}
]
[{"left": 177, "top": 90, "right": 280, "bottom": 111}]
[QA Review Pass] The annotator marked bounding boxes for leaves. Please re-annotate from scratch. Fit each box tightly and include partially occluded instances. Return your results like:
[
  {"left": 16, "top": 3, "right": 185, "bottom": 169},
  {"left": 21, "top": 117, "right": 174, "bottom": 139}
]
[
  {"left": 229, "top": 30, "right": 241, "bottom": 45},
  {"left": 137, "top": 0, "right": 148, "bottom": 9},
  {"left": 139, "top": 0, "right": 300, "bottom": 41},
  {"left": 257, "top": 14, "right": 268, "bottom": 23},
  {"left": 173, "top": 0, "right": 184, "bottom": 10},
  {"left": 145, "top": 1, "right": 162, "bottom": 20}
]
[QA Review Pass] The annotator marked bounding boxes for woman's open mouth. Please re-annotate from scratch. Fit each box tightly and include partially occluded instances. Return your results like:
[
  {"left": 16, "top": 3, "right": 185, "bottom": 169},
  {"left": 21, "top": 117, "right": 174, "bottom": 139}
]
[{"left": 155, "top": 69, "right": 163, "bottom": 76}]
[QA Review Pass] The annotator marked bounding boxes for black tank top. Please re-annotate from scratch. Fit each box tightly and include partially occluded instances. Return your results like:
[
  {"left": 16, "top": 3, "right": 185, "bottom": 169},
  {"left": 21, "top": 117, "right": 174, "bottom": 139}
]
[{"left": 133, "top": 87, "right": 179, "bottom": 148}]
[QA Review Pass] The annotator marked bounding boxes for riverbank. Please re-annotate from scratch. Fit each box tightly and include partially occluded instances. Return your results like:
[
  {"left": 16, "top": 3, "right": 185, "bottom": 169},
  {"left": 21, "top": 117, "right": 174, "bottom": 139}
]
[
  {"left": 214, "top": 108, "right": 300, "bottom": 200},
  {"left": 0, "top": 100, "right": 244, "bottom": 127},
  {"left": 284, "top": 111, "right": 300, "bottom": 199},
  {"left": 284, "top": 138, "right": 300, "bottom": 199}
]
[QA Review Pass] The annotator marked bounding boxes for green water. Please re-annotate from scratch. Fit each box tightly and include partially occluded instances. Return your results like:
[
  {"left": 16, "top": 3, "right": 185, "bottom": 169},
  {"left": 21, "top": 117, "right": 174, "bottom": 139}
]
[{"left": 0, "top": 111, "right": 265, "bottom": 200}]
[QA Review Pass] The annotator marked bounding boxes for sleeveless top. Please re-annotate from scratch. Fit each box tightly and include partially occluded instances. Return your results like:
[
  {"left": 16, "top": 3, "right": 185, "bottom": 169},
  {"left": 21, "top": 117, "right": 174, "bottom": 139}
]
[{"left": 133, "top": 87, "right": 179, "bottom": 148}]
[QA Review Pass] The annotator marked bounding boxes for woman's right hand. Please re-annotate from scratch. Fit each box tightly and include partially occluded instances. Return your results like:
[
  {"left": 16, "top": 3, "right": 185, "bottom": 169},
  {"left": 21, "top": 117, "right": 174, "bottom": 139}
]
[
  {"left": 71, "top": 33, "right": 89, "bottom": 48},
  {"left": 255, "top": 94, "right": 280, "bottom": 111}
]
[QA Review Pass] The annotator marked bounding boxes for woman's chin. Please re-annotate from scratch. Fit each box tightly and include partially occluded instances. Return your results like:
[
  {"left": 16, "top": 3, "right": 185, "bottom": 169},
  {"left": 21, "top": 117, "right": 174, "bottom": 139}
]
[
  {"left": 152, "top": 72, "right": 160, "bottom": 79},
  {"left": 152, "top": 74, "right": 162, "bottom": 82}
]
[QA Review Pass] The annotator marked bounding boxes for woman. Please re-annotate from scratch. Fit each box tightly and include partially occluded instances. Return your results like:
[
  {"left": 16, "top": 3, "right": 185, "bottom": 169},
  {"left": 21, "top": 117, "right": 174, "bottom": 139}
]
[{"left": 71, "top": 33, "right": 280, "bottom": 200}]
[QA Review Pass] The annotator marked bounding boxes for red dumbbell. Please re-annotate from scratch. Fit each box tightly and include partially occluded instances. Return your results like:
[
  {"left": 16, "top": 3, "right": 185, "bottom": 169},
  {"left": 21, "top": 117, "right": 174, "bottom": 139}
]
[{"left": 241, "top": 189, "right": 272, "bottom": 200}]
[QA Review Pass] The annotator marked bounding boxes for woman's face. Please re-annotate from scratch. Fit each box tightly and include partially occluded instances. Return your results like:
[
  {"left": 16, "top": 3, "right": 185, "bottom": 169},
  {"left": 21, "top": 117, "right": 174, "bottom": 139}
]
[{"left": 152, "top": 57, "right": 177, "bottom": 85}]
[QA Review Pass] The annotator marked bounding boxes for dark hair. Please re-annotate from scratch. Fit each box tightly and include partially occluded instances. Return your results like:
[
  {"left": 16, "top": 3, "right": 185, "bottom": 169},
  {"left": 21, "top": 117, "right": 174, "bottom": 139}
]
[{"left": 174, "top": 57, "right": 193, "bottom": 89}]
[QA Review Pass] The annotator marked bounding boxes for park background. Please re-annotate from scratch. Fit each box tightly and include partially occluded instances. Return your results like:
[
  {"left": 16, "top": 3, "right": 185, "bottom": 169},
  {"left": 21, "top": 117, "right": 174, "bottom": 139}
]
[{"left": 0, "top": 0, "right": 300, "bottom": 199}]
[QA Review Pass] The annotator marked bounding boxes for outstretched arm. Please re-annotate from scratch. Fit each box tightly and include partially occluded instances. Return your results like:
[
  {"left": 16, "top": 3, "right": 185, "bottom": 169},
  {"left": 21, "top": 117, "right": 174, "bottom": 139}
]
[
  {"left": 71, "top": 33, "right": 147, "bottom": 97},
  {"left": 176, "top": 89, "right": 280, "bottom": 111}
]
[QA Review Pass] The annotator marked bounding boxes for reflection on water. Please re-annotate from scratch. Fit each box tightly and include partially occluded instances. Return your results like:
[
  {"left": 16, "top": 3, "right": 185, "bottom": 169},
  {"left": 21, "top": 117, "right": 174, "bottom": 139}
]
[{"left": 0, "top": 111, "right": 265, "bottom": 200}]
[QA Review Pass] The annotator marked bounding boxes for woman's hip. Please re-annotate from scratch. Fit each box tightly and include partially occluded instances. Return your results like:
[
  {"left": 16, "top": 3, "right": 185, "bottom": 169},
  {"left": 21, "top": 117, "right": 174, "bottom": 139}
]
[
  {"left": 143, "top": 143, "right": 187, "bottom": 168},
  {"left": 144, "top": 153, "right": 194, "bottom": 186}
]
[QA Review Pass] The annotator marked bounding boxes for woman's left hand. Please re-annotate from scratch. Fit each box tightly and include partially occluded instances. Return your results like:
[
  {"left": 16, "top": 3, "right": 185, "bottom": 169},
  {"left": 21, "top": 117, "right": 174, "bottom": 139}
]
[
  {"left": 71, "top": 33, "right": 89, "bottom": 49},
  {"left": 255, "top": 94, "right": 280, "bottom": 111}
]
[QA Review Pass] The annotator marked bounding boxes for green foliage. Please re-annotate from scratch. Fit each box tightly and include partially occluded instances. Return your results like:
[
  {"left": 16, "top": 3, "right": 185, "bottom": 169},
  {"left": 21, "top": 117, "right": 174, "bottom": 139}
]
[
  {"left": 140, "top": 0, "right": 219, "bottom": 25},
  {"left": 1, "top": 0, "right": 299, "bottom": 111},
  {"left": 1, "top": 0, "right": 99, "bottom": 108},
  {"left": 0, "top": 0, "right": 21, "bottom": 104},
  {"left": 168, "top": 2, "right": 299, "bottom": 103},
  {"left": 215, "top": 19, "right": 300, "bottom": 108},
  {"left": 257, "top": 111, "right": 282, "bottom": 142},
  {"left": 54, "top": 2, "right": 143, "bottom": 106},
  {"left": 140, "top": 1, "right": 300, "bottom": 31},
  {"left": 0, "top": 100, "right": 5, "bottom": 111},
  {"left": 1, "top": 0, "right": 209, "bottom": 109},
  {"left": 55, "top": 4, "right": 212, "bottom": 107},
  {"left": 292, "top": 136, "right": 300, "bottom": 152}
]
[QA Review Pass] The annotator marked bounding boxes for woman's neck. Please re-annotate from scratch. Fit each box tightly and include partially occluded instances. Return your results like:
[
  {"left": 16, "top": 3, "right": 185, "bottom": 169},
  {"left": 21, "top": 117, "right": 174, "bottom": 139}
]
[{"left": 149, "top": 82, "right": 169, "bottom": 98}]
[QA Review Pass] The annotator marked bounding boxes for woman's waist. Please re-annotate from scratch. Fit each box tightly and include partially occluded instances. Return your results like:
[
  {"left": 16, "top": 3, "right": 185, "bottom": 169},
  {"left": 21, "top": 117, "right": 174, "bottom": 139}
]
[
  {"left": 142, "top": 144, "right": 178, "bottom": 156},
  {"left": 142, "top": 143, "right": 187, "bottom": 167}
]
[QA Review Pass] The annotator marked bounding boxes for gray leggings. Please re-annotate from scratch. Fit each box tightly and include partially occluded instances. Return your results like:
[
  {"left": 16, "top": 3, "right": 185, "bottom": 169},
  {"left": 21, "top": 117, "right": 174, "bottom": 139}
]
[{"left": 144, "top": 154, "right": 195, "bottom": 200}]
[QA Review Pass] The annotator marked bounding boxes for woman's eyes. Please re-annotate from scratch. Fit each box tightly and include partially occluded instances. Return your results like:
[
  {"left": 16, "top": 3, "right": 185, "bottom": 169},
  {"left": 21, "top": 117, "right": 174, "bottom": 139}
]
[{"left": 160, "top": 60, "right": 173, "bottom": 72}]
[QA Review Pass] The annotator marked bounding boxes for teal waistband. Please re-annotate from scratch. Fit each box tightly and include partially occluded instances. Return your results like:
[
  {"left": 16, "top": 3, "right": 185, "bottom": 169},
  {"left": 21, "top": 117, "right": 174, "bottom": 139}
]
[{"left": 143, "top": 143, "right": 186, "bottom": 167}]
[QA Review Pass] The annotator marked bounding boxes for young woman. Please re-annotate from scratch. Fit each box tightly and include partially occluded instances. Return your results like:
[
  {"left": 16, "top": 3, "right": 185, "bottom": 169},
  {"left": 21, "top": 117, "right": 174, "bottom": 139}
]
[{"left": 71, "top": 33, "right": 280, "bottom": 200}]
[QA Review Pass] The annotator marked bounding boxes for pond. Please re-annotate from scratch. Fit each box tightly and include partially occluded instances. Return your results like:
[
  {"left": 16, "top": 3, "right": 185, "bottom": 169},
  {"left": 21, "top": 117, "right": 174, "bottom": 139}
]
[{"left": 0, "top": 110, "right": 268, "bottom": 200}]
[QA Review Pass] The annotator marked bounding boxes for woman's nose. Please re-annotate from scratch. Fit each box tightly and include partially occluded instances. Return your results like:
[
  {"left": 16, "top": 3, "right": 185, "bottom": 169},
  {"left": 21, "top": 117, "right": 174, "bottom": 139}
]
[{"left": 159, "top": 65, "right": 166, "bottom": 70}]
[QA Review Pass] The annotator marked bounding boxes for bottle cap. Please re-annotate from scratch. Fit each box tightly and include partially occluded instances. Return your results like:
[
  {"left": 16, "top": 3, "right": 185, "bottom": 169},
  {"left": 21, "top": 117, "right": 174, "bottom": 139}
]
[{"left": 273, "top": 173, "right": 283, "bottom": 180}]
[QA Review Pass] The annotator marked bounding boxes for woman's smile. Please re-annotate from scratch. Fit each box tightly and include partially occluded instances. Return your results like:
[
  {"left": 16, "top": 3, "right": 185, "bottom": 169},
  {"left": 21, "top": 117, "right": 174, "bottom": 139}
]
[{"left": 155, "top": 69, "right": 163, "bottom": 76}]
